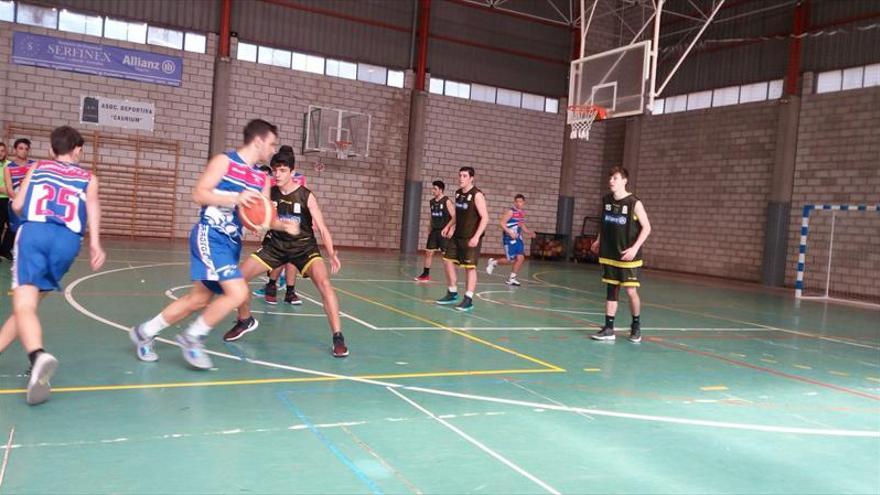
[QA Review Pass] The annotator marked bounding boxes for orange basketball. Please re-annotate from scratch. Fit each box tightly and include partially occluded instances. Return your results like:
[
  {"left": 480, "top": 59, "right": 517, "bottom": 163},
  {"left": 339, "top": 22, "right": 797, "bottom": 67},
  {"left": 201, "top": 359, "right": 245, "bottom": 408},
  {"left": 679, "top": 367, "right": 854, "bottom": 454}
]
[{"left": 238, "top": 195, "right": 276, "bottom": 232}]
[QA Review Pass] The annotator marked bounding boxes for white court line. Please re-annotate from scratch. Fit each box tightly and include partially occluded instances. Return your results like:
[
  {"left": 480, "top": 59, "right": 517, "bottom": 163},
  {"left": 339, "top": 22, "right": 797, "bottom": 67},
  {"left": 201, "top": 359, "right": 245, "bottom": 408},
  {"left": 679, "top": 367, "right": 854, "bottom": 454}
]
[
  {"left": 61, "top": 264, "right": 880, "bottom": 438},
  {"left": 372, "top": 326, "right": 777, "bottom": 332},
  {"left": 387, "top": 387, "right": 562, "bottom": 495},
  {"left": 0, "top": 426, "right": 14, "bottom": 491},
  {"left": 339, "top": 278, "right": 523, "bottom": 286},
  {"left": 163, "top": 284, "right": 379, "bottom": 329},
  {"left": 477, "top": 291, "right": 604, "bottom": 315}
]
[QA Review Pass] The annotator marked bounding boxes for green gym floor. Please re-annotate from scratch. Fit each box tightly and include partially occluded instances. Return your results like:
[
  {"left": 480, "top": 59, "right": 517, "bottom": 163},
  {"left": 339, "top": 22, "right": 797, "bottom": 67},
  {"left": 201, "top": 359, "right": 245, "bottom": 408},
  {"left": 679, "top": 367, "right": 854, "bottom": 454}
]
[{"left": 0, "top": 240, "right": 878, "bottom": 494}]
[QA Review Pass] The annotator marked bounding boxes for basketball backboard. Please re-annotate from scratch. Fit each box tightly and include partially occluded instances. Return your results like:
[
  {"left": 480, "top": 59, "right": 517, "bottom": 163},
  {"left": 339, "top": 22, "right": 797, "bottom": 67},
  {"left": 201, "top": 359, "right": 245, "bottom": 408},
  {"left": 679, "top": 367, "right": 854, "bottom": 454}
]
[{"left": 302, "top": 105, "right": 371, "bottom": 159}]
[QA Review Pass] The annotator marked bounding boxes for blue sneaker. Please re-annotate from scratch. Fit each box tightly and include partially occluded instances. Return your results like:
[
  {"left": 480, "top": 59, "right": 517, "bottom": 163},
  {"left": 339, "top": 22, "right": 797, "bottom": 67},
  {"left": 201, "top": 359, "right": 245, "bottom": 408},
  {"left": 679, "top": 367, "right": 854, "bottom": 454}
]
[
  {"left": 455, "top": 296, "right": 474, "bottom": 312},
  {"left": 130, "top": 323, "right": 158, "bottom": 362},
  {"left": 436, "top": 291, "right": 459, "bottom": 305}
]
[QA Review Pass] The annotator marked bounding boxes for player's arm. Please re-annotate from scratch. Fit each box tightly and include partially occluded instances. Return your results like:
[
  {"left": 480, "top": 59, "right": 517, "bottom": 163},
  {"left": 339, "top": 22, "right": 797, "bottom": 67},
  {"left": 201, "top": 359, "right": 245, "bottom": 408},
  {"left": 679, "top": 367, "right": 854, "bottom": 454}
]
[
  {"left": 469, "top": 192, "right": 489, "bottom": 247},
  {"left": 192, "top": 154, "right": 260, "bottom": 208},
  {"left": 441, "top": 197, "right": 456, "bottom": 238},
  {"left": 85, "top": 175, "right": 106, "bottom": 271},
  {"left": 620, "top": 201, "right": 651, "bottom": 261},
  {"left": 307, "top": 193, "right": 341, "bottom": 273},
  {"left": 521, "top": 221, "right": 536, "bottom": 239},
  {"left": 499, "top": 209, "right": 515, "bottom": 238},
  {"left": 10, "top": 167, "right": 35, "bottom": 214},
  {"left": 3, "top": 166, "right": 14, "bottom": 199}
]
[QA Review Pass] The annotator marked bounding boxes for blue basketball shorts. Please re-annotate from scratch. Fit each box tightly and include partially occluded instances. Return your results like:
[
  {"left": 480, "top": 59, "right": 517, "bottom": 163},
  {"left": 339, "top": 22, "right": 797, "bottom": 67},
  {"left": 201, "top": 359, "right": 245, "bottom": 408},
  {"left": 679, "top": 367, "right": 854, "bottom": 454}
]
[
  {"left": 503, "top": 237, "right": 525, "bottom": 261},
  {"left": 12, "top": 222, "right": 83, "bottom": 292},
  {"left": 189, "top": 224, "right": 243, "bottom": 294}
]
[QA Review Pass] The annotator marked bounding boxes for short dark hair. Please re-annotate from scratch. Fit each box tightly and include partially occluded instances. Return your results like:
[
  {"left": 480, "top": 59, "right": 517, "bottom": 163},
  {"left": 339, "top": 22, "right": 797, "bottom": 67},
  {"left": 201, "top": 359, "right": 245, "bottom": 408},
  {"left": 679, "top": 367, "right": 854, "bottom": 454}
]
[
  {"left": 0, "top": 142, "right": 6, "bottom": 148},
  {"left": 278, "top": 145, "right": 294, "bottom": 154},
  {"left": 13, "top": 138, "right": 31, "bottom": 149},
  {"left": 50, "top": 126, "right": 84, "bottom": 156},
  {"left": 459, "top": 166, "right": 475, "bottom": 177},
  {"left": 608, "top": 166, "right": 629, "bottom": 179},
  {"left": 514, "top": 194, "right": 525, "bottom": 201},
  {"left": 432, "top": 180, "right": 445, "bottom": 191},
  {"left": 243, "top": 119, "right": 278, "bottom": 145},
  {"left": 271, "top": 151, "right": 295, "bottom": 170}
]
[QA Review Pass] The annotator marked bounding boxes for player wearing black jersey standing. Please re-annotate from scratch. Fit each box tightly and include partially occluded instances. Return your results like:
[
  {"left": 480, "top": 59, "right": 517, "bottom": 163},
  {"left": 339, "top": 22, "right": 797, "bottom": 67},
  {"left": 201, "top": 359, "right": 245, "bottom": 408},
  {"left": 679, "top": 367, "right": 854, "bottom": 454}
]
[
  {"left": 223, "top": 149, "right": 348, "bottom": 357},
  {"left": 435, "top": 166, "right": 489, "bottom": 312},
  {"left": 590, "top": 166, "right": 651, "bottom": 343},
  {"left": 415, "top": 180, "right": 454, "bottom": 282}
]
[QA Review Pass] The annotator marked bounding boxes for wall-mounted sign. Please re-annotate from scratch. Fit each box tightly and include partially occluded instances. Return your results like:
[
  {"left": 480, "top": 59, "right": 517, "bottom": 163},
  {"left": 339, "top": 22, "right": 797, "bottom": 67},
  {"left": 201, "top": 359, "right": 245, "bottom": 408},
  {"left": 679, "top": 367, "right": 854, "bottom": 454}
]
[
  {"left": 81, "top": 96, "right": 155, "bottom": 131},
  {"left": 13, "top": 32, "right": 183, "bottom": 87}
]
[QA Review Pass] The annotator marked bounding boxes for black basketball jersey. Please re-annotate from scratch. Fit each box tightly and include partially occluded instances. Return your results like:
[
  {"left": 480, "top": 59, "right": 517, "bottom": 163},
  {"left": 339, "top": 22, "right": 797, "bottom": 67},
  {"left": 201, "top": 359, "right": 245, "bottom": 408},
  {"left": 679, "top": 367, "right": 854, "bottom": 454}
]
[
  {"left": 430, "top": 196, "right": 451, "bottom": 230},
  {"left": 265, "top": 185, "right": 315, "bottom": 247},
  {"left": 453, "top": 186, "right": 483, "bottom": 239},
  {"left": 599, "top": 193, "right": 643, "bottom": 265}
]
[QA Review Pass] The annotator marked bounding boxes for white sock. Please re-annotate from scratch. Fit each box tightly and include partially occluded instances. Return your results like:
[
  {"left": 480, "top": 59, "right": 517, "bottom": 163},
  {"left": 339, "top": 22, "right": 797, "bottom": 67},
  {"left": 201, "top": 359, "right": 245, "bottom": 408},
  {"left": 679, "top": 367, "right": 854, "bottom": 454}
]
[
  {"left": 448, "top": 286, "right": 457, "bottom": 293},
  {"left": 141, "top": 314, "right": 169, "bottom": 338},
  {"left": 510, "top": 273, "right": 517, "bottom": 279},
  {"left": 465, "top": 291, "right": 474, "bottom": 298},
  {"left": 184, "top": 316, "right": 212, "bottom": 339}
]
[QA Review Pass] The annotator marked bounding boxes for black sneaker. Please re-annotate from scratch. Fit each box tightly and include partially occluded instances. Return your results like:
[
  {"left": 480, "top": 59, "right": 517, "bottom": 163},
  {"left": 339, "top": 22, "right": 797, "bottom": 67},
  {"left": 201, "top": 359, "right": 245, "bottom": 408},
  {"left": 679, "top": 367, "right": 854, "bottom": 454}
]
[
  {"left": 284, "top": 290, "right": 303, "bottom": 305},
  {"left": 455, "top": 296, "right": 473, "bottom": 312},
  {"left": 590, "top": 326, "right": 616, "bottom": 341},
  {"left": 263, "top": 282, "right": 278, "bottom": 305},
  {"left": 628, "top": 326, "right": 642, "bottom": 343},
  {"left": 435, "top": 291, "right": 459, "bottom": 305},
  {"left": 332, "top": 332, "right": 349, "bottom": 357},
  {"left": 223, "top": 317, "right": 259, "bottom": 342}
]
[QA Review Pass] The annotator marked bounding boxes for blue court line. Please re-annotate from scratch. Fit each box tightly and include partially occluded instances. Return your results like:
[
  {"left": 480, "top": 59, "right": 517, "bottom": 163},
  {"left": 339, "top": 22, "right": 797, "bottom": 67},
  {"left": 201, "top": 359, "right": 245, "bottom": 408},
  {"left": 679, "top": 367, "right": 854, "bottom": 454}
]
[{"left": 276, "top": 390, "right": 384, "bottom": 495}]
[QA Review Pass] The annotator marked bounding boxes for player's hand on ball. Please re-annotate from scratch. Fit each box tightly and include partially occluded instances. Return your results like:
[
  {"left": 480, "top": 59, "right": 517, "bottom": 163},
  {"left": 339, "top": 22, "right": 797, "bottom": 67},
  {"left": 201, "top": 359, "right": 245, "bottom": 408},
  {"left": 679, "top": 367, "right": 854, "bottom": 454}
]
[
  {"left": 468, "top": 236, "right": 479, "bottom": 247},
  {"left": 620, "top": 246, "right": 637, "bottom": 261},
  {"left": 90, "top": 243, "right": 106, "bottom": 271},
  {"left": 236, "top": 190, "right": 262, "bottom": 208},
  {"left": 329, "top": 252, "right": 341, "bottom": 274}
]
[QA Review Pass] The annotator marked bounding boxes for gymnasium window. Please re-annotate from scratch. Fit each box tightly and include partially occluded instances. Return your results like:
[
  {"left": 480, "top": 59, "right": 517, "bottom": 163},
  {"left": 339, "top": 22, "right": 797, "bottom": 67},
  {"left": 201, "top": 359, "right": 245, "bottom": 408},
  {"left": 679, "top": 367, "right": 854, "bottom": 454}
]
[
  {"left": 357, "top": 63, "right": 387, "bottom": 85},
  {"left": 8, "top": 2, "right": 207, "bottom": 54},
  {"left": 653, "top": 78, "right": 785, "bottom": 115},
  {"left": 817, "top": 63, "right": 880, "bottom": 94},
  {"left": 0, "top": 1, "right": 13, "bottom": 22},
  {"left": 387, "top": 70, "right": 405, "bottom": 88},
  {"left": 16, "top": 3, "right": 56, "bottom": 28},
  {"left": 326, "top": 59, "right": 357, "bottom": 80},
  {"left": 147, "top": 25, "right": 184, "bottom": 50},
  {"left": 58, "top": 9, "right": 102, "bottom": 36}
]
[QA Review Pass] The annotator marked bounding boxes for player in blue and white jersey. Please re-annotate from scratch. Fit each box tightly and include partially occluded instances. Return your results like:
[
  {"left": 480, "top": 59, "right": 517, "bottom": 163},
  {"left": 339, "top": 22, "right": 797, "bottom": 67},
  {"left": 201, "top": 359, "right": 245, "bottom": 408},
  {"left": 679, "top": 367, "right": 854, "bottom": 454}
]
[
  {"left": 0, "top": 126, "right": 105, "bottom": 405},
  {"left": 486, "top": 194, "right": 534, "bottom": 286}
]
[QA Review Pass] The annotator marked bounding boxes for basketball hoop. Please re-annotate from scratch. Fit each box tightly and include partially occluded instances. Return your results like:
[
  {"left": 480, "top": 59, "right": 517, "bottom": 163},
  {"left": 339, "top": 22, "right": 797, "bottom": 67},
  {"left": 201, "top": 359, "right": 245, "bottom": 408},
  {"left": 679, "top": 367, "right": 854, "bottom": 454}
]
[
  {"left": 567, "top": 104, "right": 607, "bottom": 140},
  {"left": 334, "top": 140, "right": 351, "bottom": 159}
]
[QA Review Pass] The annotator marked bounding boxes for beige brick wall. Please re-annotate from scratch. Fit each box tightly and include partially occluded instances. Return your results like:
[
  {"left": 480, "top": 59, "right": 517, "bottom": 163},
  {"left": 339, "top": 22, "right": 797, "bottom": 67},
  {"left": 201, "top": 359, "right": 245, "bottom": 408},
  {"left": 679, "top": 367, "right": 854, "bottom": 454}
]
[
  {"left": 785, "top": 86, "right": 880, "bottom": 300},
  {"left": 225, "top": 39, "right": 411, "bottom": 249},
  {"left": 634, "top": 101, "right": 779, "bottom": 281},
  {"left": 422, "top": 94, "right": 565, "bottom": 256},
  {"left": 0, "top": 22, "right": 216, "bottom": 239}
]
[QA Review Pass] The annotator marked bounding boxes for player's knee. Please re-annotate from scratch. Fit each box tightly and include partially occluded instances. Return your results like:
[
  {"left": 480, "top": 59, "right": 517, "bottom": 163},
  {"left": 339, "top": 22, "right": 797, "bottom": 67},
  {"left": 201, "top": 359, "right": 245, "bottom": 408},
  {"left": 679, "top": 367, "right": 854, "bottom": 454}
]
[
  {"left": 606, "top": 284, "right": 620, "bottom": 301},
  {"left": 225, "top": 284, "right": 250, "bottom": 305},
  {"left": 183, "top": 293, "right": 209, "bottom": 311},
  {"left": 625, "top": 287, "right": 639, "bottom": 297}
]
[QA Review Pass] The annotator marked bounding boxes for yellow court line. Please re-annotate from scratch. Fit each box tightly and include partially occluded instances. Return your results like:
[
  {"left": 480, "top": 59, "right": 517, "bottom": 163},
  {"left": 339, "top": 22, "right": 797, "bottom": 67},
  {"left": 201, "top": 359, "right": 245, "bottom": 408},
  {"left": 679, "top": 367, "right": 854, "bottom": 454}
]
[
  {"left": 583, "top": 368, "right": 601, "bottom": 372},
  {"left": 0, "top": 367, "right": 563, "bottom": 395},
  {"left": 793, "top": 364, "right": 813, "bottom": 370},
  {"left": 700, "top": 385, "right": 729, "bottom": 391},
  {"left": 334, "top": 287, "right": 566, "bottom": 372},
  {"left": 829, "top": 371, "right": 850, "bottom": 377},
  {"left": 866, "top": 377, "right": 880, "bottom": 383}
]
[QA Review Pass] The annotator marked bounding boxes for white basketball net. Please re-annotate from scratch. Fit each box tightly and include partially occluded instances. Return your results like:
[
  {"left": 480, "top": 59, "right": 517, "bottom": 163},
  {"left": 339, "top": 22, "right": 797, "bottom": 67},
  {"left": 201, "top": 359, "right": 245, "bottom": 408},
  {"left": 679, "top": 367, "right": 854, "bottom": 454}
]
[
  {"left": 568, "top": 105, "right": 602, "bottom": 140},
  {"left": 334, "top": 140, "right": 351, "bottom": 159}
]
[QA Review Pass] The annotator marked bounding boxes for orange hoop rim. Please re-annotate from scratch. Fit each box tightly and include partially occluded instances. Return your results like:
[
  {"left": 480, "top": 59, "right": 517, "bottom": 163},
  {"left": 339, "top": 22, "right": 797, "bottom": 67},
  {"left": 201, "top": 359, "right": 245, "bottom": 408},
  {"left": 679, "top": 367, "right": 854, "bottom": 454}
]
[{"left": 567, "top": 104, "right": 608, "bottom": 121}]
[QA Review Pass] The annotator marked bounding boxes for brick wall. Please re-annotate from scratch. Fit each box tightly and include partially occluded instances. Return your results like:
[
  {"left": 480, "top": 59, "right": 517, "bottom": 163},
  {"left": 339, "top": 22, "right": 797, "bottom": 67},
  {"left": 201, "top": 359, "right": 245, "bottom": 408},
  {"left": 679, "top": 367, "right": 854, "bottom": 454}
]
[
  {"left": 224, "top": 39, "right": 411, "bottom": 249},
  {"left": 784, "top": 86, "right": 880, "bottom": 300},
  {"left": 421, "top": 94, "right": 565, "bottom": 256},
  {"left": 634, "top": 101, "right": 779, "bottom": 281},
  {"left": 0, "top": 22, "right": 216, "bottom": 238}
]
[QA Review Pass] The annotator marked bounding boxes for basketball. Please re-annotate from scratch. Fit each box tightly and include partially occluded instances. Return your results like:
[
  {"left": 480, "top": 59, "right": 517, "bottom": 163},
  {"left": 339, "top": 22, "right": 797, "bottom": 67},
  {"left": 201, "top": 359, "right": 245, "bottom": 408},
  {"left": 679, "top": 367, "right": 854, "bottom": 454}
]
[{"left": 238, "top": 195, "right": 276, "bottom": 232}]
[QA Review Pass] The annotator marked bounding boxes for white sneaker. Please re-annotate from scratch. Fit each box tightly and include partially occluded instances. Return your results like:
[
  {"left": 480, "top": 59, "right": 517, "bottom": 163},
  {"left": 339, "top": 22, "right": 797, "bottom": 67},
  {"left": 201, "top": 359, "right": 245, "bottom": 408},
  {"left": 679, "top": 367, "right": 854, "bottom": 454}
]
[
  {"left": 486, "top": 258, "right": 497, "bottom": 275},
  {"left": 27, "top": 352, "right": 58, "bottom": 405},
  {"left": 505, "top": 277, "right": 521, "bottom": 286}
]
